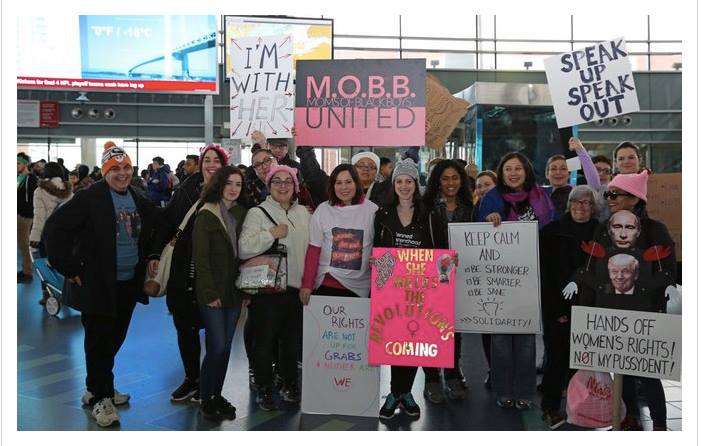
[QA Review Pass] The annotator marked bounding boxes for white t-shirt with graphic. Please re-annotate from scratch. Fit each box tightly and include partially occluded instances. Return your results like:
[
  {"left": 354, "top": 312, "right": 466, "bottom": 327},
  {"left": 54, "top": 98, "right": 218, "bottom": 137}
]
[{"left": 309, "top": 199, "right": 378, "bottom": 297}]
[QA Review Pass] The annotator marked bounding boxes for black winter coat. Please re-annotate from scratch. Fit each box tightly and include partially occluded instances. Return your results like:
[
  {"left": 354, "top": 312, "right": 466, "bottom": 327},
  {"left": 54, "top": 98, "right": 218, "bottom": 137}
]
[
  {"left": 295, "top": 146, "right": 329, "bottom": 206},
  {"left": 150, "top": 172, "right": 205, "bottom": 312},
  {"left": 539, "top": 214, "right": 599, "bottom": 321},
  {"left": 18, "top": 174, "right": 38, "bottom": 218},
  {"left": 374, "top": 203, "right": 443, "bottom": 249},
  {"left": 427, "top": 196, "right": 474, "bottom": 249},
  {"left": 43, "top": 180, "right": 158, "bottom": 316}
]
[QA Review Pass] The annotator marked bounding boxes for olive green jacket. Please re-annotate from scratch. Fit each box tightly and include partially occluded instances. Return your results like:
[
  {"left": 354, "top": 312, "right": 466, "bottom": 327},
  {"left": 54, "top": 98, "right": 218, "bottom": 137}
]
[{"left": 192, "top": 201, "right": 247, "bottom": 307}]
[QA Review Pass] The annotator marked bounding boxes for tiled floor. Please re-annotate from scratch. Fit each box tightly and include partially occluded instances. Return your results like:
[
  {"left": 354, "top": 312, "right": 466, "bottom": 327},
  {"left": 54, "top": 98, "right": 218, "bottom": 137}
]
[{"left": 16, "top": 270, "right": 682, "bottom": 431}]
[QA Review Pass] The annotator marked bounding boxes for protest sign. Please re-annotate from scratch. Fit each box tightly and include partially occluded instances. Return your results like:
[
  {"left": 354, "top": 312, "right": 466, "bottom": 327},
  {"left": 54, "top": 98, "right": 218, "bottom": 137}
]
[
  {"left": 302, "top": 296, "right": 380, "bottom": 417},
  {"left": 570, "top": 306, "right": 681, "bottom": 381},
  {"left": 295, "top": 59, "right": 426, "bottom": 146},
  {"left": 229, "top": 35, "right": 293, "bottom": 141},
  {"left": 426, "top": 73, "right": 469, "bottom": 150},
  {"left": 368, "top": 248, "right": 455, "bottom": 368},
  {"left": 544, "top": 38, "right": 640, "bottom": 128},
  {"left": 449, "top": 221, "right": 542, "bottom": 334}
]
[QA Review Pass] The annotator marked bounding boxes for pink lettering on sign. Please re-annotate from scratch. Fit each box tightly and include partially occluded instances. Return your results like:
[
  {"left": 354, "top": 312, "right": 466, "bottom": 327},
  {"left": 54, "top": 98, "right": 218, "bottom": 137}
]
[{"left": 368, "top": 247, "right": 456, "bottom": 368}]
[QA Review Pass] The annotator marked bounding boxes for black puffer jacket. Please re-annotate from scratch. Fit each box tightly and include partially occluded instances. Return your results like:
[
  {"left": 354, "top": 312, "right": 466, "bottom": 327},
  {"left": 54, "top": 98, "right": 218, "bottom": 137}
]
[
  {"left": 295, "top": 146, "right": 328, "bottom": 206},
  {"left": 18, "top": 174, "right": 38, "bottom": 218}
]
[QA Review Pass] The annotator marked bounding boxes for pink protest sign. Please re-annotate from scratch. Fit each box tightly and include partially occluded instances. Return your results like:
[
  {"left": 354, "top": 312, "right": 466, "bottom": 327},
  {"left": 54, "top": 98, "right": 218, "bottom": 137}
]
[{"left": 368, "top": 247, "right": 456, "bottom": 368}]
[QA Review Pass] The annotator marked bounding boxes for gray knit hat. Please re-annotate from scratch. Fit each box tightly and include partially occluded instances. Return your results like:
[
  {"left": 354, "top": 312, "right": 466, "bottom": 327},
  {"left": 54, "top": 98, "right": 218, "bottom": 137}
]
[{"left": 391, "top": 159, "right": 419, "bottom": 183}]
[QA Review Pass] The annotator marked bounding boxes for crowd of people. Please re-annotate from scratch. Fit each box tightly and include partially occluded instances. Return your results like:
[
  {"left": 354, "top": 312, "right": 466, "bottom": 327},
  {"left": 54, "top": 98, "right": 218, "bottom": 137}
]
[{"left": 17, "top": 133, "right": 677, "bottom": 431}]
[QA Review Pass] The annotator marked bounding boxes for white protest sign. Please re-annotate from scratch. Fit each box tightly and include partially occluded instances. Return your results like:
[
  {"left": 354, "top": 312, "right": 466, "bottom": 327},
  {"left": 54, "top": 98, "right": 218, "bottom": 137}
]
[
  {"left": 229, "top": 35, "right": 293, "bottom": 141},
  {"left": 448, "top": 221, "right": 542, "bottom": 334},
  {"left": 570, "top": 306, "right": 681, "bottom": 381},
  {"left": 544, "top": 37, "right": 640, "bottom": 128},
  {"left": 566, "top": 157, "right": 582, "bottom": 172},
  {"left": 302, "top": 296, "right": 380, "bottom": 417}
]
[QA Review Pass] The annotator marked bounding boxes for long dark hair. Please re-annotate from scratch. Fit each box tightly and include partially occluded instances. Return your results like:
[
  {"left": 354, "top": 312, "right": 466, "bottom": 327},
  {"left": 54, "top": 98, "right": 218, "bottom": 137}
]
[
  {"left": 423, "top": 159, "right": 473, "bottom": 207},
  {"left": 200, "top": 165, "right": 251, "bottom": 207},
  {"left": 495, "top": 152, "right": 537, "bottom": 193},
  {"left": 327, "top": 164, "right": 364, "bottom": 206},
  {"left": 385, "top": 175, "right": 421, "bottom": 208}
]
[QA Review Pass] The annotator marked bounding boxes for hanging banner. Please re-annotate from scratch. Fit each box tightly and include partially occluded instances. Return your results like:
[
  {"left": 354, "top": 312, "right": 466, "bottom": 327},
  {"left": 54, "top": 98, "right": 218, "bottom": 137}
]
[
  {"left": 229, "top": 34, "right": 293, "bottom": 141},
  {"left": 368, "top": 247, "right": 456, "bottom": 368},
  {"left": 544, "top": 37, "right": 640, "bottom": 128},
  {"left": 295, "top": 59, "right": 426, "bottom": 147},
  {"left": 570, "top": 306, "right": 681, "bottom": 381},
  {"left": 302, "top": 296, "right": 380, "bottom": 418},
  {"left": 449, "top": 222, "right": 542, "bottom": 334}
]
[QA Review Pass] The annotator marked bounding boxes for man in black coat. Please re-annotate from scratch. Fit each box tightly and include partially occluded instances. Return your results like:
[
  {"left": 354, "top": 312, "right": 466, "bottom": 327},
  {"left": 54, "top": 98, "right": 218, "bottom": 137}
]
[
  {"left": 17, "top": 152, "right": 38, "bottom": 282},
  {"left": 44, "top": 146, "right": 158, "bottom": 428}
]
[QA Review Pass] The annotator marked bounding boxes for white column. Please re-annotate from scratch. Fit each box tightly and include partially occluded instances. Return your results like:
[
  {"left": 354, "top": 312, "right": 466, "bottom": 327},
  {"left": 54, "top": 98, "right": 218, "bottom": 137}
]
[{"left": 81, "top": 137, "right": 96, "bottom": 168}]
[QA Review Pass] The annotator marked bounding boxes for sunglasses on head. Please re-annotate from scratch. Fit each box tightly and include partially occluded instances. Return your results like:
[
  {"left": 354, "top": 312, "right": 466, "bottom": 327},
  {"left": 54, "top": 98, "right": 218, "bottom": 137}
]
[{"left": 603, "top": 190, "right": 634, "bottom": 200}]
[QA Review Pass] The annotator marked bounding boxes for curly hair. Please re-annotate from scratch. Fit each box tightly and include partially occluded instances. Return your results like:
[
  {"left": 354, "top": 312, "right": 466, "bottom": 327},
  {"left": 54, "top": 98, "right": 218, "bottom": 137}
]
[{"left": 423, "top": 159, "right": 473, "bottom": 207}]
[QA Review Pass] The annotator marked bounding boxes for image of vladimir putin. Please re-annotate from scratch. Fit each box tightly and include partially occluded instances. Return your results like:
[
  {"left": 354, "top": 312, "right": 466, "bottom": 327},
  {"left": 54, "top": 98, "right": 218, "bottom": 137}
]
[
  {"left": 608, "top": 253, "right": 640, "bottom": 294},
  {"left": 607, "top": 210, "right": 641, "bottom": 250}
]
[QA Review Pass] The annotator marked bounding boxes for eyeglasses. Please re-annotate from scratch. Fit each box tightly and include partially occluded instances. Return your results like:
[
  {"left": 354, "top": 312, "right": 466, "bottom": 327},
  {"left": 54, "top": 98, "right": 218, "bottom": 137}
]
[
  {"left": 603, "top": 190, "right": 634, "bottom": 200},
  {"left": 270, "top": 179, "right": 294, "bottom": 187},
  {"left": 570, "top": 199, "right": 593, "bottom": 207},
  {"left": 252, "top": 156, "right": 274, "bottom": 170},
  {"left": 596, "top": 167, "right": 612, "bottom": 174},
  {"left": 354, "top": 163, "right": 377, "bottom": 171}
]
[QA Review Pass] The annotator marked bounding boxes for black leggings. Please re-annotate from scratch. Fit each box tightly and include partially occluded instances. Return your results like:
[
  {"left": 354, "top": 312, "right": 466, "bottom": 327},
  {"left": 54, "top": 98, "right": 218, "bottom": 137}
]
[{"left": 623, "top": 376, "right": 667, "bottom": 428}]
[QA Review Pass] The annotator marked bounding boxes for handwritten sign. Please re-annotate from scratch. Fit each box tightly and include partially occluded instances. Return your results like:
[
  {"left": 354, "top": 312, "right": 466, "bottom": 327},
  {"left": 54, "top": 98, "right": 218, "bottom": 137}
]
[
  {"left": 449, "top": 222, "right": 542, "bottom": 334},
  {"left": 646, "top": 173, "right": 682, "bottom": 260},
  {"left": 294, "top": 59, "right": 426, "bottom": 146},
  {"left": 570, "top": 306, "right": 681, "bottom": 381},
  {"left": 544, "top": 38, "right": 640, "bottom": 128},
  {"left": 302, "top": 296, "right": 380, "bottom": 417},
  {"left": 368, "top": 248, "right": 455, "bottom": 368},
  {"left": 229, "top": 35, "right": 293, "bottom": 141}
]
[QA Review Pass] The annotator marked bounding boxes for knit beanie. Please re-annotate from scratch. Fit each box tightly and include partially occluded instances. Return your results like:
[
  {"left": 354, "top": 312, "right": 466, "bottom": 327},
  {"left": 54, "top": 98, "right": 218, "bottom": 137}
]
[
  {"left": 104, "top": 140, "right": 117, "bottom": 150},
  {"left": 199, "top": 143, "right": 230, "bottom": 170},
  {"left": 265, "top": 164, "right": 300, "bottom": 194},
  {"left": 351, "top": 151, "right": 381, "bottom": 171},
  {"left": 101, "top": 146, "right": 133, "bottom": 176},
  {"left": 391, "top": 159, "right": 419, "bottom": 183},
  {"left": 608, "top": 170, "right": 649, "bottom": 202}
]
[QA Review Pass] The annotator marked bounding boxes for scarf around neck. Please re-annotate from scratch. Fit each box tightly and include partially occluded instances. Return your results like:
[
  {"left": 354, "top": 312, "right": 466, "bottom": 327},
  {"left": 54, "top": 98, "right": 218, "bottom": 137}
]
[{"left": 501, "top": 187, "right": 553, "bottom": 226}]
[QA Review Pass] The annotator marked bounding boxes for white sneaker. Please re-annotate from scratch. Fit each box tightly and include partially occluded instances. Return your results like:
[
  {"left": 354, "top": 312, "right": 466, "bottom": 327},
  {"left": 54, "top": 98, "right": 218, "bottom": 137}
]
[
  {"left": 91, "top": 398, "right": 120, "bottom": 428},
  {"left": 82, "top": 389, "right": 130, "bottom": 406}
]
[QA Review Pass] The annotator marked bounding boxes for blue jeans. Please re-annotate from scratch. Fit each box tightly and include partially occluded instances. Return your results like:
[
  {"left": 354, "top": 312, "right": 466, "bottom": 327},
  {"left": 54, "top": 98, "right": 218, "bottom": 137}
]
[
  {"left": 491, "top": 334, "right": 536, "bottom": 402},
  {"left": 199, "top": 305, "right": 241, "bottom": 402}
]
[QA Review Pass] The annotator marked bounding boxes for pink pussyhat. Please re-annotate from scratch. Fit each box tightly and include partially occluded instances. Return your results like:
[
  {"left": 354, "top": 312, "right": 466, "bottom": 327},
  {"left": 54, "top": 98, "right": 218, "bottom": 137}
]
[
  {"left": 265, "top": 164, "right": 300, "bottom": 194},
  {"left": 608, "top": 170, "right": 649, "bottom": 202}
]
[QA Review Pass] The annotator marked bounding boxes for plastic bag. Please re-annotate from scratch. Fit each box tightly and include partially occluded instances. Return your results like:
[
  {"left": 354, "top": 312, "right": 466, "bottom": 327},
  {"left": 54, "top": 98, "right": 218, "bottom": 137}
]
[{"left": 566, "top": 370, "right": 626, "bottom": 428}]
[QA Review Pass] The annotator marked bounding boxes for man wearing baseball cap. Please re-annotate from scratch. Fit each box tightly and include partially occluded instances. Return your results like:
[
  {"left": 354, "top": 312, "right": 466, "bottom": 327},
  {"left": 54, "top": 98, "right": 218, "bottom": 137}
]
[{"left": 43, "top": 145, "right": 159, "bottom": 428}]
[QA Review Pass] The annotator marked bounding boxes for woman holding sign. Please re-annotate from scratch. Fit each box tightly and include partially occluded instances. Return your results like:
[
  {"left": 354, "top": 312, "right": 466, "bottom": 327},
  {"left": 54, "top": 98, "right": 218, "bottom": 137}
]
[
  {"left": 372, "top": 159, "right": 445, "bottom": 419},
  {"left": 572, "top": 170, "right": 675, "bottom": 430},
  {"left": 421, "top": 159, "right": 473, "bottom": 403},
  {"left": 239, "top": 165, "right": 311, "bottom": 411},
  {"left": 478, "top": 152, "right": 555, "bottom": 409},
  {"left": 538, "top": 185, "right": 600, "bottom": 429},
  {"left": 191, "top": 166, "right": 249, "bottom": 422}
]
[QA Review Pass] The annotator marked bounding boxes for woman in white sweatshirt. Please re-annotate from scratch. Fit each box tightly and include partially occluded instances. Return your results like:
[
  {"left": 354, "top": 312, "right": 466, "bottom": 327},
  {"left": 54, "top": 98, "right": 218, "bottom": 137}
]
[{"left": 239, "top": 164, "right": 310, "bottom": 412}]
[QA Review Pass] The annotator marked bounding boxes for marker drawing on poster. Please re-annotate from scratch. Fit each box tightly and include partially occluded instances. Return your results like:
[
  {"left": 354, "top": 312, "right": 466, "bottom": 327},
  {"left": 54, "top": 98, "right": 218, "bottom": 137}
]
[
  {"left": 544, "top": 37, "right": 640, "bottom": 128},
  {"left": 449, "top": 222, "right": 542, "bottom": 334},
  {"left": 302, "top": 296, "right": 380, "bottom": 417},
  {"left": 229, "top": 34, "right": 293, "bottom": 141},
  {"left": 368, "top": 248, "right": 456, "bottom": 368},
  {"left": 570, "top": 306, "right": 681, "bottom": 381}
]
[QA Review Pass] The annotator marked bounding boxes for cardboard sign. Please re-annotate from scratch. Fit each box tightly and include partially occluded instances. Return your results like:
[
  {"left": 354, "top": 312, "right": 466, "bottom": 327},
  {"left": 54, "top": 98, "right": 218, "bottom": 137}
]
[
  {"left": 294, "top": 59, "right": 426, "bottom": 146},
  {"left": 229, "top": 35, "right": 293, "bottom": 141},
  {"left": 426, "top": 73, "right": 469, "bottom": 150},
  {"left": 302, "top": 296, "right": 380, "bottom": 417},
  {"left": 646, "top": 173, "right": 682, "bottom": 260},
  {"left": 544, "top": 38, "right": 640, "bottom": 128},
  {"left": 368, "top": 248, "right": 456, "bottom": 368},
  {"left": 570, "top": 306, "right": 681, "bottom": 381},
  {"left": 449, "top": 222, "right": 543, "bottom": 334}
]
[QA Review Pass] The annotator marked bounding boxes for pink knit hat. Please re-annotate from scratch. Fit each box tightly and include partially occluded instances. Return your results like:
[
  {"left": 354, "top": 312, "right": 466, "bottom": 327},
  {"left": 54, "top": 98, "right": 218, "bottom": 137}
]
[
  {"left": 265, "top": 164, "right": 300, "bottom": 194},
  {"left": 199, "top": 143, "right": 230, "bottom": 170},
  {"left": 608, "top": 170, "right": 649, "bottom": 202}
]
